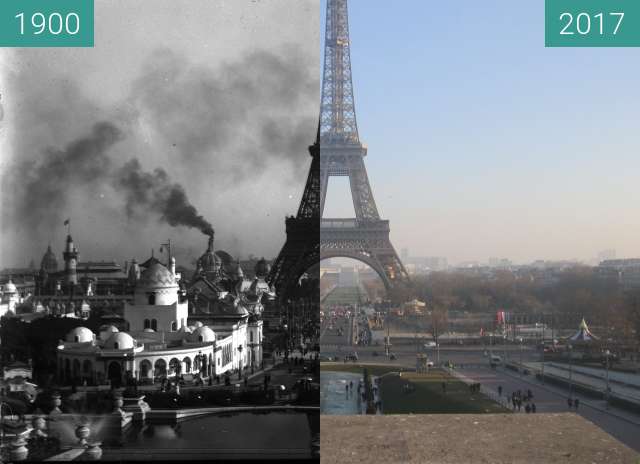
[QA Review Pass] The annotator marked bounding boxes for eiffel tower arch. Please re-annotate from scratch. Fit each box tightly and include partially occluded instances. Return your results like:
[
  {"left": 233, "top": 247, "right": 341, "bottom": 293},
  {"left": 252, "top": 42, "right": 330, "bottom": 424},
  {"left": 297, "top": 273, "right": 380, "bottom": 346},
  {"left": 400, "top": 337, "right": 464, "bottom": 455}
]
[{"left": 320, "top": 0, "right": 409, "bottom": 293}]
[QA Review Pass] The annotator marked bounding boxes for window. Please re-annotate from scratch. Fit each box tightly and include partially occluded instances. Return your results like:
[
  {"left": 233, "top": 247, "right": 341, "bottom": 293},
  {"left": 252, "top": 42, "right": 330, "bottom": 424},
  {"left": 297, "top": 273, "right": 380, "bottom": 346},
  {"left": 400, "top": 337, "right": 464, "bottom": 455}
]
[
  {"left": 144, "top": 319, "right": 150, "bottom": 329},
  {"left": 148, "top": 293, "right": 155, "bottom": 305},
  {"left": 74, "top": 336, "right": 79, "bottom": 342},
  {"left": 250, "top": 332, "right": 253, "bottom": 343},
  {"left": 114, "top": 342, "right": 119, "bottom": 350},
  {"left": 199, "top": 336, "right": 204, "bottom": 342},
  {"left": 171, "top": 321, "right": 177, "bottom": 332},
  {"left": 151, "top": 319, "right": 158, "bottom": 331}
]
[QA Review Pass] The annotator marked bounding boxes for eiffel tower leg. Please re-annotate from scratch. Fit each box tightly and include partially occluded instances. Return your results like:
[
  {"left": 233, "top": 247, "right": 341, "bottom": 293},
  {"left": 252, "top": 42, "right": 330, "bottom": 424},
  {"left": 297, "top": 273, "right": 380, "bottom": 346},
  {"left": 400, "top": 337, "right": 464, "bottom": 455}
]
[
  {"left": 348, "top": 157, "right": 380, "bottom": 221},
  {"left": 320, "top": 169, "right": 329, "bottom": 218}
]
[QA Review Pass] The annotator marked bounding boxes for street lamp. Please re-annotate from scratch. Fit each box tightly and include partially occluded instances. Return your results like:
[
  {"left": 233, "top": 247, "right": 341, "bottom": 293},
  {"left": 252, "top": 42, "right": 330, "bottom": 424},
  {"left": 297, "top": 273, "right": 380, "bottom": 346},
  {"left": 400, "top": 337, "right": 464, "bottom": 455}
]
[
  {"left": 604, "top": 349, "right": 611, "bottom": 409},
  {"left": 518, "top": 337, "right": 524, "bottom": 376},
  {"left": 568, "top": 344, "right": 574, "bottom": 401}
]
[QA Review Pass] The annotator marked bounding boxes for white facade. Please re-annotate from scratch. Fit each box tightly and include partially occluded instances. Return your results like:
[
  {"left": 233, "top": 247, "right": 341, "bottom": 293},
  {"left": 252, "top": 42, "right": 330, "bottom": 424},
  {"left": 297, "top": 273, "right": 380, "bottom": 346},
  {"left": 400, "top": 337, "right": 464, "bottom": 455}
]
[{"left": 56, "top": 259, "right": 262, "bottom": 386}]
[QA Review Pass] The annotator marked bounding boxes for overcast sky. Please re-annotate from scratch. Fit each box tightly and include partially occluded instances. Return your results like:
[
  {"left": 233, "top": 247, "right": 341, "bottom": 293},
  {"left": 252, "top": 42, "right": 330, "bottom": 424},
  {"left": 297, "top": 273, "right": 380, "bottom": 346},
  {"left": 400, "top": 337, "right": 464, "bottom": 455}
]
[
  {"left": 322, "top": 0, "right": 640, "bottom": 265},
  {"left": 0, "top": 0, "right": 319, "bottom": 268}
]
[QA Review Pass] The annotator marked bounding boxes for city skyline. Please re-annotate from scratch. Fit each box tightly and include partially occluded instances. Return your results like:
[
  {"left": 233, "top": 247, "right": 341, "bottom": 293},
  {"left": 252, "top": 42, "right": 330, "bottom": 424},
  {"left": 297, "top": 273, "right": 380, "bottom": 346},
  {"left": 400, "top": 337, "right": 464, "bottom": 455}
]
[{"left": 321, "top": 0, "right": 640, "bottom": 265}]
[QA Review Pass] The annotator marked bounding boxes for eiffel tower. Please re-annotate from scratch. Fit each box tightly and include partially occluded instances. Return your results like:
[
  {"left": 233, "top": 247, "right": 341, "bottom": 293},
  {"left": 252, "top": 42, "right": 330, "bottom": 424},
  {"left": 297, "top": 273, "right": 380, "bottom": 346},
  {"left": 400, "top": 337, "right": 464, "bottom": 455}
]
[
  {"left": 320, "top": 0, "right": 409, "bottom": 291},
  {"left": 268, "top": 129, "right": 320, "bottom": 302}
]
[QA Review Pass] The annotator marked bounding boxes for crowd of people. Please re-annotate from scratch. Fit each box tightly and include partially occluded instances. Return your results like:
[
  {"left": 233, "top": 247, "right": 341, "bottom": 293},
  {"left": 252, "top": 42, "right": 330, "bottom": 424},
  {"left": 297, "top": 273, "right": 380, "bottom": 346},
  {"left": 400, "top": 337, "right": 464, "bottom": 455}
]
[{"left": 505, "top": 388, "right": 537, "bottom": 413}]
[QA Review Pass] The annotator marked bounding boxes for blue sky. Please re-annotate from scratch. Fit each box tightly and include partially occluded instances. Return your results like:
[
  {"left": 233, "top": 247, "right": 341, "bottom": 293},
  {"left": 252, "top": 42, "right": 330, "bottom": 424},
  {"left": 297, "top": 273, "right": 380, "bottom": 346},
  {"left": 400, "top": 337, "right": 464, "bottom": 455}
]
[{"left": 321, "top": 0, "right": 640, "bottom": 264}]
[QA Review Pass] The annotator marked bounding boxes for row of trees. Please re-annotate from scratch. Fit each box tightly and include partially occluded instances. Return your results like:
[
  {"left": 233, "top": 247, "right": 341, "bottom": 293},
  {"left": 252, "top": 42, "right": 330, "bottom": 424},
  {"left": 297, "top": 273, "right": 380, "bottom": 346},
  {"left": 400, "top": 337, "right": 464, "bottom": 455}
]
[{"left": 370, "top": 267, "right": 638, "bottom": 346}]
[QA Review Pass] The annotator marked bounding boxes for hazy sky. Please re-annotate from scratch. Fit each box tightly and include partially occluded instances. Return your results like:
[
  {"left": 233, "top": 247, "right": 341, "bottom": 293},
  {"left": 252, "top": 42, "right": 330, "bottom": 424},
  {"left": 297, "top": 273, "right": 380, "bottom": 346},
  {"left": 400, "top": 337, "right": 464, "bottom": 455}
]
[
  {"left": 321, "top": 0, "right": 640, "bottom": 265},
  {"left": 0, "top": 0, "right": 319, "bottom": 268}
]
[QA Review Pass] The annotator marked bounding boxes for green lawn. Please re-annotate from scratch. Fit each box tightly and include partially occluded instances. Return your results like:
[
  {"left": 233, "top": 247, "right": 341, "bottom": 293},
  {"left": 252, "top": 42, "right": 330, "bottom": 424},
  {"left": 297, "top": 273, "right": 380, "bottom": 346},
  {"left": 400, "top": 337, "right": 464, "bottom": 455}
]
[
  {"left": 322, "top": 363, "right": 509, "bottom": 414},
  {"left": 380, "top": 371, "right": 509, "bottom": 414}
]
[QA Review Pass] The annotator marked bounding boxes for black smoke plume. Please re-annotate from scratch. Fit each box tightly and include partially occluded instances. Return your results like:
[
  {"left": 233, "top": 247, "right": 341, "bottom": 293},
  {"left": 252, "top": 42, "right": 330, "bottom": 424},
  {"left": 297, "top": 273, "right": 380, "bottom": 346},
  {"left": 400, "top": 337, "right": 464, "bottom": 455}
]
[
  {"left": 7, "top": 122, "right": 123, "bottom": 230},
  {"left": 115, "top": 159, "right": 214, "bottom": 236}
]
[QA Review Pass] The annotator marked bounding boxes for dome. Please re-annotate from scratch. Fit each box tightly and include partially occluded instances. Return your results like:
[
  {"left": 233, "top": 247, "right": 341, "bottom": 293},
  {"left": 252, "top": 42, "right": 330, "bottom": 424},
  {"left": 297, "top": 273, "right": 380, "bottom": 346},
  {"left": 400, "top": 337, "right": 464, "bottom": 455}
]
[
  {"left": 66, "top": 327, "right": 94, "bottom": 343},
  {"left": 254, "top": 258, "right": 270, "bottom": 277},
  {"left": 197, "top": 235, "right": 221, "bottom": 273},
  {"left": 193, "top": 321, "right": 204, "bottom": 328},
  {"left": 40, "top": 245, "right": 58, "bottom": 272},
  {"left": 3, "top": 279, "right": 17, "bottom": 294},
  {"left": 138, "top": 262, "right": 177, "bottom": 289},
  {"left": 104, "top": 332, "right": 136, "bottom": 350},
  {"left": 179, "top": 325, "right": 192, "bottom": 334},
  {"left": 99, "top": 324, "right": 119, "bottom": 333},
  {"left": 143, "top": 328, "right": 155, "bottom": 333},
  {"left": 190, "top": 326, "right": 215, "bottom": 343}
]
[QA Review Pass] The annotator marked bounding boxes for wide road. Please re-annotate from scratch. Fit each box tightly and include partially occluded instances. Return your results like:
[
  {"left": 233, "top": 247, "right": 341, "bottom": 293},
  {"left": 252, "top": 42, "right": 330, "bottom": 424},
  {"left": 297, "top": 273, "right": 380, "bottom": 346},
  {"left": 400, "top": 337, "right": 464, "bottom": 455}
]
[{"left": 320, "top": 314, "right": 354, "bottom": 352}]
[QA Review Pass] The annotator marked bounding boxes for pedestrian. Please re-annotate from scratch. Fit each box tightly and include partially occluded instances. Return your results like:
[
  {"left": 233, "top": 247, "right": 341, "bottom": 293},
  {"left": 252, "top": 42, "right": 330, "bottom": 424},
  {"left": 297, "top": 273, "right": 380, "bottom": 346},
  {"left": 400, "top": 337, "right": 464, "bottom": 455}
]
[
  {"left": 525, "top": 404, "right": 531, "bottom": 414},
  {"left": 567, "top": 397, "right": 573, "bottom": 409},
  {"left": 531, "top": 403, "right": 536, "bottom": 413},
  {"left": 574, "top": 398, "right": 579, "bottom": 410}
]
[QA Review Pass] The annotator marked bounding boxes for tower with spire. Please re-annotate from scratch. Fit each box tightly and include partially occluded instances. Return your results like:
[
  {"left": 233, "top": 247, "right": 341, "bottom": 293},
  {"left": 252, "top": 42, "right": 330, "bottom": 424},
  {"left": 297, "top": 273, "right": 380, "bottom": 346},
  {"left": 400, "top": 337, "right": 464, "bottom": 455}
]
[{"left": 63, "top": 234, "right": 79, "bottom": 286}]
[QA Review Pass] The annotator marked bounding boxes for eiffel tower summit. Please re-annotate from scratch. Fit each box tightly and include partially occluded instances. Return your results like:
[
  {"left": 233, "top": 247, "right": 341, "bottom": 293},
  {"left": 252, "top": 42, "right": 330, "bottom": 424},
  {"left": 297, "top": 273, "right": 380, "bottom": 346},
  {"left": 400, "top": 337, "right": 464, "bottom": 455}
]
[{"left": 320, "top": 0, "right": 409, "bottom": 293}]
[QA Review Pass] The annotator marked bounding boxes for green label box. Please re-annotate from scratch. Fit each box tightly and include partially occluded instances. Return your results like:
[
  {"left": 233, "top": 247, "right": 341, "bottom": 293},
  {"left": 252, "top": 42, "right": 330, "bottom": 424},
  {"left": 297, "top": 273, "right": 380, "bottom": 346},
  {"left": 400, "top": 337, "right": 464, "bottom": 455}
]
[
  {"left": 0, "top": 0, "right": 94, "bottom": 47},
  {"left": 546, "top": 0, "right": 640, "bottom": 47}
]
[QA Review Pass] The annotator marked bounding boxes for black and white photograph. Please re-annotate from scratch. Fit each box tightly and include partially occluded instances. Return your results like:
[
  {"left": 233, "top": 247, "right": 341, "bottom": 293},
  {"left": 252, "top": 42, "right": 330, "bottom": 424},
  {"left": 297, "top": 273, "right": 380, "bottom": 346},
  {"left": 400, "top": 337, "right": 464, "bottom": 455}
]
[{"left": 0, "top": 0, "right": 320, "bottom": 460}]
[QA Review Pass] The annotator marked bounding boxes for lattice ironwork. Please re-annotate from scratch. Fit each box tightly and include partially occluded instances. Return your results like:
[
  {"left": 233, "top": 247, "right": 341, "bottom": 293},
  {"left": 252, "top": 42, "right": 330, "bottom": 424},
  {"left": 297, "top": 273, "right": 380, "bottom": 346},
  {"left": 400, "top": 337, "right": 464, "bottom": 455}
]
[
  {"left": 320, "top": 0, "right": 359, "bottom": 144},
  {"left": 268, "top": 133, "right": 320, "bottom": 301},
  {"left": 319, "top": 0, "right": 409, "bottom": 292}
]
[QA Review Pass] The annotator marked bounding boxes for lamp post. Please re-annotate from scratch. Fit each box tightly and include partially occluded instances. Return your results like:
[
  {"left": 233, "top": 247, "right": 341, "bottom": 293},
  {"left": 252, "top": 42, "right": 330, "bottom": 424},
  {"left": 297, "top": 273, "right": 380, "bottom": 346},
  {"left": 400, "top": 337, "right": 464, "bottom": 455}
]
[
  {"left": 568, "top": 344, "right": 574, "bottom": 401},
  {"left": 604, "top": 349, "right": 611, "bottom": 409},
  {"left": 519, "top": 337, "right": 524, "bottom": 375}
]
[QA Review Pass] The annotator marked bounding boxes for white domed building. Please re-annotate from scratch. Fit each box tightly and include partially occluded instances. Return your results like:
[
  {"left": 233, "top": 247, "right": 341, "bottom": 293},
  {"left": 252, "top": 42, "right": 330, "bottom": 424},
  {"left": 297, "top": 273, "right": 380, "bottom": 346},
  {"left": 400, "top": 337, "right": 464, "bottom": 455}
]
[
  {"left": 56, "top": 254, "right": 262, "bottom": 387},
  {"left": 0, "top": 278, "right": 21, "bottom": 317}
]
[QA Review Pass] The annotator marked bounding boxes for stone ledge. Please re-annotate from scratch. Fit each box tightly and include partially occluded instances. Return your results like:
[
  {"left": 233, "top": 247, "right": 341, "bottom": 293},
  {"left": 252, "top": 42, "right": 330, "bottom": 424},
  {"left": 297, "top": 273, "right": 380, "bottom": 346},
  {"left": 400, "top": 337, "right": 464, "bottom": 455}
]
[{"left": 321, "top": 413, "right": 639, "bottom": 464}]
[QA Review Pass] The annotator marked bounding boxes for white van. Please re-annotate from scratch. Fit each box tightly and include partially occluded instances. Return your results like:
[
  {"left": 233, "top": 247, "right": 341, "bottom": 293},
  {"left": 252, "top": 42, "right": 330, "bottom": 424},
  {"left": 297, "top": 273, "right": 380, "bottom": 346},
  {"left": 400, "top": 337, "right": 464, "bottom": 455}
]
[{"left": 490, "top": 355, "right": 502, "bottom": 366}]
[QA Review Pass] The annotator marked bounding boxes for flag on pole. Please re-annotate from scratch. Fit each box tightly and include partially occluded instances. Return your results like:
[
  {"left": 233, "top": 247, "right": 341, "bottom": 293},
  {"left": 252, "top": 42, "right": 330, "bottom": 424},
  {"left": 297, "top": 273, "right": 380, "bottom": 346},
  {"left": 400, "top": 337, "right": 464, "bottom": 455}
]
[{"left": 64, "top": 218, "right": 70, "bottom": 226}]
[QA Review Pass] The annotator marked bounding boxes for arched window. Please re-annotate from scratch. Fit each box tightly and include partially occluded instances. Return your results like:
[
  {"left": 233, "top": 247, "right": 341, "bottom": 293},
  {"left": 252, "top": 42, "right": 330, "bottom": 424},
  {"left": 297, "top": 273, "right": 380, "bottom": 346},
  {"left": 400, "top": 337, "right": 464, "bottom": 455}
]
[
  {"left": 148, "top": 293, "right": 155, "bottom": 305},
  {"left": 114, "top": 342, "right": 119, "bottom": 350},
  {"left": 74, "top": 336, "right": 79, "bottom": 342},
  {"left": 250, "top": 332, "right": 253, "bottom": 343},
  {"left": 151, "top": 319, "right": 158, "bottom": 331},
  {"left": 144, "top": 319, "right": 150, "bottom": 329},
  {"left": 171, "top": 321, "right": 177, "bottom": 332}
]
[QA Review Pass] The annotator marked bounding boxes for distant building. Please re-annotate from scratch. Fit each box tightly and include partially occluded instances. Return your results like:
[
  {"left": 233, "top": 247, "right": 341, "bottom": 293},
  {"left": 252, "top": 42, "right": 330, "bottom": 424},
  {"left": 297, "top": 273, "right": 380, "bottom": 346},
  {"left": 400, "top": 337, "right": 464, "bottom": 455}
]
[
  {"left": 597, "top": 249, "right": 616, "bottom": 264},
  {"left": 597, "top": 259, "right": 640, "bottom": 289}
]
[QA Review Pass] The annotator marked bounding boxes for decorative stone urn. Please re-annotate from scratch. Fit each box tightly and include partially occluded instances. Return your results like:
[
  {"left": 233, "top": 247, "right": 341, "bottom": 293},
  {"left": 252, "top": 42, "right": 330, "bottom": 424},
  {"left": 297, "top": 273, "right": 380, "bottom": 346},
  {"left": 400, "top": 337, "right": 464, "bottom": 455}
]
[
  {"left": 10, "top": 437, "right": 29, "bottom": 461},
  {"left": 30, "top": 415, "right": 48, "bottom": 438},
  {"left": 50, "top": 393, "right": 62, "bottom": 414},
  {"left": 84, "top": 441, "right": 103, "bottom": 460},
  {"left": 75, "top": 423, "right": 91, "bottom": 446}
]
